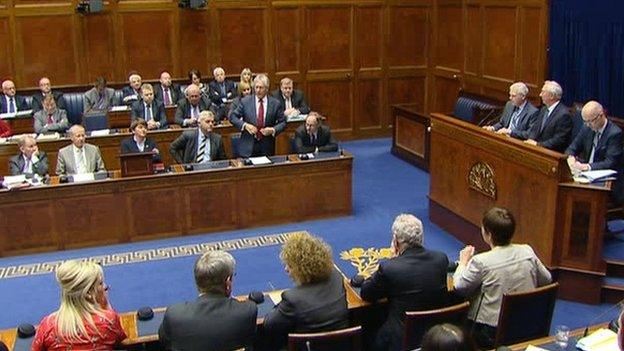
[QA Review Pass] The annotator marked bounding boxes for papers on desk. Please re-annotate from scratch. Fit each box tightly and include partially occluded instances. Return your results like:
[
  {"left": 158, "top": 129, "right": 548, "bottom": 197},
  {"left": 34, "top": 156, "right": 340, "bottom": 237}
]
[
  {"left": 249, "top": 156, "right": 272, "bottom": 165},
  {"left": 267, "top": 289, "right": 285, "bottom": 305},
  {"left": 90, "top": 129, "right": 111, "bottom": 136},
  {"left": 576, "top": 328, "right": 617, "bottom": 351},
  {"left": 524, "top": 345, "right": 548, "bottom": 351},
  {"left": 72, "top": 173, "right": 95, "bottom": 183},
  {"left": 36, "top": 132, "right": 60, "bottom": 141},
  {"left": 0, "top": 109, "right": 32, "bottom": 119},
  {"left": 110, "top": 105, "right": 129, "bottom": 112},
  {"left": 287, "top": 114, "right": 307, "bottom": 122},
  {"left": 2, "top": 174, "right": 26, "bottom": 188},
  {"left": 575, "top": 169, "right": 618, "bottom": 183}
]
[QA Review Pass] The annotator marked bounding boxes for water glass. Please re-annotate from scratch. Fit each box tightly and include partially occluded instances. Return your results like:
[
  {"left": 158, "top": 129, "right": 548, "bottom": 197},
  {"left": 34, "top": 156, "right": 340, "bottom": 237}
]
[{"left": 555, "top": 325, "right": 570, "bottom": 349}]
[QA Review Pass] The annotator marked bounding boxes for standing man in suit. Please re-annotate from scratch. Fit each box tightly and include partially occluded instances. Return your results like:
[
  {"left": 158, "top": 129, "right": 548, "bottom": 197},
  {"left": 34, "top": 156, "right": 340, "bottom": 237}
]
[
  {"left": 158, "top": 250, "right": 257, "bottom": 351},
  {"left": 566, "top": 101, "right": 624, "bottom": 204},
  {"left": 208, "top": 67, "right": 237, "bottom": 121},
  {"left": 174, "top": 85, "right": 211, "bottom": 127},
  {"left": 31, "top": 77, "right": 66, "bottom": 113},
  {"left": 294, "top": 112, "right": 338, "bottom": 154},
  {"left": 484, "top": 82, "right": 538, "bottom": 140},
  {"left": 33, "top": 94, "right": 69, "bottom": 134},
  {"left": 131, "top": 83, "right": 167, "bottom": 130},
  {"left": 56, "top": 125, "right": 106, "bottom": 175},
  {"left": 120, "top": 118, "right": 161, "bottom": 163},
  {"left": 0, "top": 80, "right": 28, "bottom": 113},
  {"left": 230, "top": 74, "right": 286, "bottom": 157},
  {"left": 122, "top": 73, "right": 142, "bottom": 105},
  {"left": 360, "top": 214, "right": 449, "bottom": 351},
  {"left": 525, "top": 80, "right": 573, "bottom": 152},
  {"left": 84, "top": 77, "right": 116, "bottom": 113},
  {"left": 154, "top": 71, "right": 180, "bottom": 106},
  {"left": 169, "top": 111, "right": 226, "bottom": 164},
  {"left": 272, "top": 77, "right": 310, "bottom": 118},
  {"left": 9, "top": 135, "right": 48, "bottom": 177}
]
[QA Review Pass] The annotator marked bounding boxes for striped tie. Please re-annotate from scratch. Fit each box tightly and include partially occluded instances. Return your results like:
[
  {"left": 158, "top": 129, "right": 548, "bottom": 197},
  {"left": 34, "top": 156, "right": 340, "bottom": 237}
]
[{"left": 196, "top": 135, "right": 207, "bottom": 163}]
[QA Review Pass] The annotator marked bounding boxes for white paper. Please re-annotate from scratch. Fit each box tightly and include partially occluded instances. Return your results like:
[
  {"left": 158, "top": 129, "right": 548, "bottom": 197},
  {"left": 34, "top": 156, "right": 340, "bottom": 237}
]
[
  {"left": 268, "top": 290, "right": 285, "bottom": 305},
  {"left": 576, "top": 328, "right": 617, "bottom": 351},
  {"left": 90, "top": 129, "right": 111, "bottom": 136},
  {"left": 524, "top": 345, "right": 548, "bottom": 351},
  {"left": 16, "top": 109, "right": 33, "bottom": 116},
  {"left": 580, "top": 169, "right": 617, "bottom": 182},
  {"left": 249, "top": 156, "right": 272, "bottom": 165},
  {"left": 36, "top": 132, "right": 60, "bottom": 140},
  {"left": 287, "top": 114, "right": 307, "bottom": 122},
  {"left": 72, "top": 173, "right": 95, "bottom": 183},
  {"left": 3, "top": 174, "right": 26, "bottom": 184},
  {"left": 0, "top": 112, "right": 16, "bottom": 119},
  {"left": 110, "top": 105, "right": 129, "bottom": 112}
]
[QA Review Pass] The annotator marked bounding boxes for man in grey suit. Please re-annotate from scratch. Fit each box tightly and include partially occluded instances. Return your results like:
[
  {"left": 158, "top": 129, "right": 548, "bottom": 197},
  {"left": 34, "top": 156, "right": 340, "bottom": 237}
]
[
  {"left": 158, "top": 250, "right": 257, "bottom": 351},
  {"left": 271, "top": 77, "right": 310, "bottom": 118},
  {"left": 169, "top": 111, "right": 226, "bottom": 164},
  {"left": 9, "top": 135, "right": 48, "bottom": 177},
  {"left": 230, "top": 74, "right": 286, "bottom": 157},
  {"left": 56, "top": 125, "right": 106, "bottom": 175},
  {"left": 84, "top": 76, "right": 116, "bottom": 113},
  {"left": 484, "top": 82, "right": 538, "bottom": 140},
  {"left": 33, "top": 94, "right": 69, "bottom": 134}
]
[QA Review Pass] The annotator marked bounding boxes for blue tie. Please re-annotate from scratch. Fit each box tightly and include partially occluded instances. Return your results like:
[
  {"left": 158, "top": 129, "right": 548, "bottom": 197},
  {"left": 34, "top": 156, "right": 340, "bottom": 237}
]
[{"left": 8, "top": 97, "right": 14, "bottom": 113}]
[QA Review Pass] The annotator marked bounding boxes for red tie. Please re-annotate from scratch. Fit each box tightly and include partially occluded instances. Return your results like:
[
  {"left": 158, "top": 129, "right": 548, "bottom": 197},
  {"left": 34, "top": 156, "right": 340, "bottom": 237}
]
[
  {"left": 257, "top": 98, "right": 264, "bottom": 139},
  {"left": 47, "top": 114, "right": 53, "bottom": 124}
]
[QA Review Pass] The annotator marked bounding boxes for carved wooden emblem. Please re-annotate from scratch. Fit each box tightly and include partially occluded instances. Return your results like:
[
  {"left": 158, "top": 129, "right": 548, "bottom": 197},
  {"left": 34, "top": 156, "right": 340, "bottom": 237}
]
[{"left": 468, "top": 163, "right": 496, "bottom": 199}]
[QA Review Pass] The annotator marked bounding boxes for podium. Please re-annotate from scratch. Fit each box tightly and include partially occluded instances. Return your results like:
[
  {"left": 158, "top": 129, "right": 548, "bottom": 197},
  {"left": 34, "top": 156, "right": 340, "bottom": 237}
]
[{"left": 119, "top": 152, "right": 154, "bottom": 177}]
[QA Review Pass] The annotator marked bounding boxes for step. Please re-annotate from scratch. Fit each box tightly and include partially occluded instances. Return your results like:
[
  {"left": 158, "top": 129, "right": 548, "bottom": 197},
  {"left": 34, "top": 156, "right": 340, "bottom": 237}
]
[
  {"left": 601, "top": 276, "right": 624, "bottom": 303},
  {"left": 606, "top": 259, "right": 624, "bottom": 278}
]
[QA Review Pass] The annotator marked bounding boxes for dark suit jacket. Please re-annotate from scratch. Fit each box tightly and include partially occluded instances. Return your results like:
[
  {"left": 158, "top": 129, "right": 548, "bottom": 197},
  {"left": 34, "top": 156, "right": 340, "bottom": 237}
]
[
  {"left": 492, "top": 101, "right": 539, "bottom": 140},
  {"left": 263, "top": 269, "right": 349, "bottom": 350},
  {"left": 229, "top": 94, "right": 286, "bottom": 157},
  {"left": 168, "top": 129, "right": 226, "bottom": 164},
  {"left": 208, "top": 80, "right": 237, "bottom": 106},
  {"left": 130, "top": 100, "right": 168, "bottom": 129},
  {"left": 31, "top": 91, "right": 66, "bottom": 112},
  {"left": 174, "top": 97, "right": 212, "bottom": 126},
  {"left": 0, "top": 94, "right": 28, "bottom": 113},
  {"left": 271, "top": 89, "right": 311, "bottom": 115},
  {"left": 121, "top": 86, "right": 141, "bottom": 105},
  {"left": 153, "top": 83, "right": 181, "bottom": 106},
  {"left": 294, "top": 124, "right": 338, "bottom": 153},
  {"left": 528, "top": 102, "right": 573, "bottom": 152},
  {"left": 360, "top": 247, "right": 449, "bottom": 351},
  {"left": 120, "top": 136, "right": 162, "bottom": 163},
  {"left": 158, "top": 293, "right": 258, "bottom": 351},
  {"left": 9, "top": 152, "right": 49, "bottom": 177}
]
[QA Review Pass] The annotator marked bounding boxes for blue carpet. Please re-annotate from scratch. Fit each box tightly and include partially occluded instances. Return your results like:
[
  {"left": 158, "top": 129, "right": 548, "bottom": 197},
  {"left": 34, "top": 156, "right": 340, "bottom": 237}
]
[{"left": 0, "top": 138, "right": 617, "bottom": 335}]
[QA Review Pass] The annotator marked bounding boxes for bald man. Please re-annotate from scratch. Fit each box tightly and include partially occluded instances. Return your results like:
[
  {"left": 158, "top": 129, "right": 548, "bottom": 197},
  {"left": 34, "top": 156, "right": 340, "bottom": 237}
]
[
  {"left": 566, "top": 101, "right": 623, "bottom": 203},
  {"left": 0, "top": 80, "right": 28, "bottom": 113},
  {"left": 31, "top": 77, "right": 66, "bottom": 112},
  {"left": 174, "top": 84, "right": 211, "bottom": 127},
  {"left": 9, "top": 135, "right": 49, "bottom": 177}
]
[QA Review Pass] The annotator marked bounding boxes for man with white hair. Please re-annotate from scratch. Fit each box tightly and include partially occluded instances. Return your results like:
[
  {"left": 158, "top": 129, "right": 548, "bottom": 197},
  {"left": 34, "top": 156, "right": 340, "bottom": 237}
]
[
  {"left": 484, "top": 82, "right": 538, "bottom": 140},
  {"left": 525, "top": 80, "right": 573, "bottom": 152},
  {"left": 121, "top": 73, "right": 143, "bottom": 105},
  {"left": 207, "top": 67, "right": 237, "bottom": 120},
  {"left": 0, "top": 80, "right": 27, "bottom": 113},
  {"left": 158, "top": 250, "right": 257, "bottom": 350},
  {"left": 360, "top": 214, "right": 449, "bottom": 351}
]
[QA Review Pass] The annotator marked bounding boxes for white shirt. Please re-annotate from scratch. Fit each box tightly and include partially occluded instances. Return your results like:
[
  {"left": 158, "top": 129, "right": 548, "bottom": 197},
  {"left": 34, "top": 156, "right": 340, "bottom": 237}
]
[
  {"left": 21, "top": 154, "right": 39, "bottom": 174},
  {"left": 133, "top": 135, "right": 145, "bottom": 152},
  {"left": 72, "top": 145, "right": 88, "bottom": 174},
  {"left": 4, "top": 95, "right": 16, "bottom": 112},
  {"left": 282, "top": 95, "right": 292, "bottom": 110}
]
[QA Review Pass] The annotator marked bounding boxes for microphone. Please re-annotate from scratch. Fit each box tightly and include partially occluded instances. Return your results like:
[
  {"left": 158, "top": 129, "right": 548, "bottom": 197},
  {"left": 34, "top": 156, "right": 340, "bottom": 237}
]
[
  {"left": 350, "top": 274, "right": 365, "bottom": 288},
  {"left": 582, "top": 297, "right": 624, "bottom": 337},
  {"left": 306, "top": 340, "right": 312, "bottom": 351},
  {"left": 477, "top": 108, "right": 500, "bottom": 127}
]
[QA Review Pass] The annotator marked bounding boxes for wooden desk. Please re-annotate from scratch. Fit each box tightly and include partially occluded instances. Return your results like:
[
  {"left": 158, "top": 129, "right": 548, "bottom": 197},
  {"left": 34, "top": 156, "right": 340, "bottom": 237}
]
[
  {"left": 0, "top": 153, "right": 352, "bottom": 257},
  {"left": 391, "top": 103, "right": 430, "bottom": 171},
  {"left": 508, "top": 323, "right": 610, "bottom": 350},
  {"left": 428, "top": 113, "right": 609, "bottom": 304},
  {"left": 0, "top": 120, "right": 300, "bottom": 176}
]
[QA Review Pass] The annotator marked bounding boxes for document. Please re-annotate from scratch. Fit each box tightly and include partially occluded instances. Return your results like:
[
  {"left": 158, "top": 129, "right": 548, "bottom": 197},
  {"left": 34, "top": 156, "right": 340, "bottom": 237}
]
[
  {"left": 249, "top": 156, "right": 272, "bottom": 165},
  {"left": 576, "top": 328, "right": 617, "bottom": 351},
  {"left": 72, "top": 173, "right": 95, "bottom": 183},
  {"left": 110, "top": 105, "right": 129, "bottom": 112},
  {"left": 2, "top": 174, "right": 26, "bottom": 188},
  {"left": 579, "top": 169, "right": 617, "bottom": 182},
  {"left": 268, "top": 289, "right": 285, "bottom": 305},
  {"left": 90, "top": 129, "right": 111, "bottom": 137},
  {"left": 287, "top": 114, "right": 307, "bottom": 122},
  {"left": 37, "top": 133, "right": 60, "bottom": 141}
]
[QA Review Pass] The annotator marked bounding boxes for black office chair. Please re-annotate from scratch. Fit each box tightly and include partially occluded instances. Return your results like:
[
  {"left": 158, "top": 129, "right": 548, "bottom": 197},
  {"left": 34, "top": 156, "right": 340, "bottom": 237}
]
[
  {"left": 403, "top": 301, "right": 470, "bottom": 350},
  {"left": 288, "top": 325, "right": 362, "bottom": 351}
]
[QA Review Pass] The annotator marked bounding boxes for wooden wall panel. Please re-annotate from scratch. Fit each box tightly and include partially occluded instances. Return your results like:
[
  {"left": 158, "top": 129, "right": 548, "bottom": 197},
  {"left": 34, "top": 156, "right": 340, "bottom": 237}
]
[
  {"left": 306, "top": 7, "right": 351, "bottom": 71},
  {"left": 119, "top": 11, "right": 175, "bottom": 78},
  {"left": 308, "top": 81, "right": 352, "bottom": 131},
  {"left": 356, "top": 78, "right": 382, "bottom": 129},
  {"left": 520, "top": 7, "right": 543, "bottom": 87},
  {"left": 388, "top": 6, "right": 428, "bottom": 67},
  {"left": 388, "top": 76, "right": 426, "bottom": 115},
  {"left": 178, "top": 10, "right": 210, "bottom": 76},
  {"left": 465, "top": 5, "right": 481, "bottom": 76},
  {"left": 435, "top": 4, "right": 462, "bottom": 70},
  {"left": 0, "top": 17, "right": 12, "bottom": 80},
  {"left": 483, "top": 6, "right": 516, "bottom": 80},
  {"left": 356, "top": 6, "right": 382, "bottom": 69},
  {"left": 219, "top": 9, "right": 265, "bottom": 74},
  {"left": 274, "top": 8, "right": 299, "bottom": 74},
  {"left": 15, "top": 15, "right": 77, "bottom": 85},
  {"left": 82, "top": 14, "right": 116, "bottom": 82},
  {"left": 433, "top": 76, "right": 460, "bottom": 114}
]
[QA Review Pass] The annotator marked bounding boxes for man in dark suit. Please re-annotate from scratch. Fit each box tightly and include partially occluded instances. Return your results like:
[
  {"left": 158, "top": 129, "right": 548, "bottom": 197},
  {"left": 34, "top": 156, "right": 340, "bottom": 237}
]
[
  {"left": 294, "top": 112, "right": 338, "bottom": 154},
  {"left": 158, "top": 250, "right": 257, "bottom": 351},
  {"left": 566, "top": 100, "right": 624, "bottom": 204},
  {"left": 33, "top": 94, "right": 69, "bottom": 134},
  {"left": 169, "top": 110, "right": 226, "bottom": 164},
  {"left": 0, "top": 80, "right": 28, "bottom": 113},
  {"left": 207, "top": 67, "right": 237, "bottom": 121},
  {"left": 174, "top": 84, "right": 211, "bottom": 127},
  {"left": 121, "top": 73, "right": 142, "bottom": 105},
  {"left": 526, "top": 80, "right": 573, "bottom": 152},
  {"left": 153, "top": 71, "right": 181, "bottom": 106},
  {"left": 31, "top": 77, "right": 66, "bottom": 113},
  {"left": 130, "top": 83, "right": 167, "bottom": 130},
  {"left": 230, "top": 74, "right": 286, "bottom": 157},
  {"left": 9, "top": 135, "right": 48, "bottom": 177},
  {"left": 272, "top": 77, "right": 310, "bottom": 118},
  {"left": 120, "top": 118, "right": 162, "bottom": 163},
  {"left": 360, "top": 214, "right": 449, "bottom": 351},
  {"left": 484, "top": 82, "right": 538, "bottom": 140}
]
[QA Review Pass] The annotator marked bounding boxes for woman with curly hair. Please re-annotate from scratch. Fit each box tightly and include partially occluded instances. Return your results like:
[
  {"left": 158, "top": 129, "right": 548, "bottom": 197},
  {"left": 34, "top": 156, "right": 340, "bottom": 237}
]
[
  {"left": 263, "top": 232, "right": 349, "bottom": 349},
  {"left": 32, "top": 260, "right": 126, "bottom": 350}
]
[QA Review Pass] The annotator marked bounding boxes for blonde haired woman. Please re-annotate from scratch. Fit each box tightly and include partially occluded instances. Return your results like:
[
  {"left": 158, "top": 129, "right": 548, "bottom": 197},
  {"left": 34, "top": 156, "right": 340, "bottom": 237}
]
[
  {"left": 32, "top": 260, "right": 126, "bottom": 350},
  {"left": 239, "top": 68, "right": 252, "bottom": 88}
]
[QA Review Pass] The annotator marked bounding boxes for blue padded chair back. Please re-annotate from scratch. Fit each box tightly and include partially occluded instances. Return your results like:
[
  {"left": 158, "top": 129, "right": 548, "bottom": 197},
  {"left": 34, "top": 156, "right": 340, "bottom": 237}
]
[
  {"left": 453, "top": 96, "right": 499, "bottom": 123},
  {"left": 230, "top": 133, "right": 241, "bottom": 158},
  {"left": 571, "top": 108, "right": 583, "bottom": 141},
  {"left": 113, "top": 90, "right": 124, "bottom": 106},
  {"left": 62, "top": 92, "right": 84, "bottom": 125},
  {"left": 24, "top": 95, "right": 33, "bottom": 110},
  {"left": 83, "top": 111, "right": 108, "bottom": 132}
]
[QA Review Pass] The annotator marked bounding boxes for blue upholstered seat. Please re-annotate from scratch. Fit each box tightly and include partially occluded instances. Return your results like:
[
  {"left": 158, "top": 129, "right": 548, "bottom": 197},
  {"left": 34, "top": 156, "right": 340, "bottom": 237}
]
[
  {"left": 452, "top": 96, "right": 500, "bottom": 123},
  {"left": 62, "top": 92, "right": 85, "bottom": 125},
  {"left": 230, "top": 133, "right": 241, "bottom": 159}
]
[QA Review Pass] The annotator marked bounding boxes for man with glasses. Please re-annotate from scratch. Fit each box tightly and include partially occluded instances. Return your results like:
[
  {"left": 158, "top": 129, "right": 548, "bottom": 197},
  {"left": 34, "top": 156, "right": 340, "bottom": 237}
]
[
  {"left": 566, "top": 100, "right": 623, "bottom": 204},
  {"left": 525, "top": 80, "right": 572, "bottom": 152}
]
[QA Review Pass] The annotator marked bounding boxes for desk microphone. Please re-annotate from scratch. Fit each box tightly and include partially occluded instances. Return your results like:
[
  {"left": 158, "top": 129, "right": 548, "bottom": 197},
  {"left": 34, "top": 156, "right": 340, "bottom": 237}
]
[
  {"left": 306, "top": 340, "right": 312, "bottom": 351},
  {"left": 582, "top": 297, "right": 624, "bottom": 337},
  {"left": 477, "top": 108, "right": 499, "bottom": 127}
]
